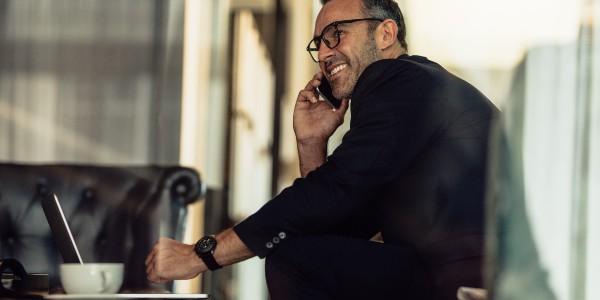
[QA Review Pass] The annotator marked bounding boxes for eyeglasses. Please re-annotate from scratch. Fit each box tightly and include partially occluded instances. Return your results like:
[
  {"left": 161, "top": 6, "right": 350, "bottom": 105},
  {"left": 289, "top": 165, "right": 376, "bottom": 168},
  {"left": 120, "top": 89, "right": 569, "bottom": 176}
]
[{"left": 306, "top": 18, "right": 383, "bottom": 63}]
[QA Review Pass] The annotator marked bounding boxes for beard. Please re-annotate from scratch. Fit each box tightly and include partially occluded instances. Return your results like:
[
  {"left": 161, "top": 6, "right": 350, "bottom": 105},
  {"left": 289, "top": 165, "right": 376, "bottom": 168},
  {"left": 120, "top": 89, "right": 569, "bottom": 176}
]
[{"left": 332, "top": 37, "right": 380, "bottom": 100}]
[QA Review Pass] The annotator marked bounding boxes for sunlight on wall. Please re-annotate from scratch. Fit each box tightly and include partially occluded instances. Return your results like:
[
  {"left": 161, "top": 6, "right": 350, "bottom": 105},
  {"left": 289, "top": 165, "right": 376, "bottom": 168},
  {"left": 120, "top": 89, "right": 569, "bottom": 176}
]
[
  {"left": 177, "top": 0, "right": 214, "bottom": 293},
  {"left": 0, "top": 101, "right": 130, "bottom": 161},
  {"left": 229, "top": 10, "right": 275, "bottom": 300},
  {"left": 406, "top": 0, "right": 583, "bottom": 69},
  {"left": 180, "top": 0, "right": 212, "bottom": 168}
]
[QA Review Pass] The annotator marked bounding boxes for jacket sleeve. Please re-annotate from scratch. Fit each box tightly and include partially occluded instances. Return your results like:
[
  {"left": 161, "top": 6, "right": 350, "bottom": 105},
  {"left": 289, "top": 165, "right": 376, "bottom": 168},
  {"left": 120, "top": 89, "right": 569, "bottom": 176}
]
[{"left": 233, "top": 62, "right": 440, "bottom": 258}]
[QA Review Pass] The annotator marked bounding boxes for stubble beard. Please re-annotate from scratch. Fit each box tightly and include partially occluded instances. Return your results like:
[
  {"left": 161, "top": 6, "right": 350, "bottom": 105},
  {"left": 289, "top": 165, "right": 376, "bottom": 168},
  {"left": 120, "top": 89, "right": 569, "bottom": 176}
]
[{"left": 332, "top": 36, "right": 380, "bottom": 100}]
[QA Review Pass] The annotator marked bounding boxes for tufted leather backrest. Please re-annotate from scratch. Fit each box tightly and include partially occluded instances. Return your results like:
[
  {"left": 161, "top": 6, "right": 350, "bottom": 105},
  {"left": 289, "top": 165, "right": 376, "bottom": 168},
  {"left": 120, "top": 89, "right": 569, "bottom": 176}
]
[{"left": 0, "top": 163, "right": 202, "bottom": 290}]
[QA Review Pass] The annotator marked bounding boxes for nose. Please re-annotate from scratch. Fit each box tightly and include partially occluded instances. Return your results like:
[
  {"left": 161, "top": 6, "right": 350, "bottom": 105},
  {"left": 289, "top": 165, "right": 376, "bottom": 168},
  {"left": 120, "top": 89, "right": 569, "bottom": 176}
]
[{"left": 318, "top": 42, "right": 335, "bottom": 63}]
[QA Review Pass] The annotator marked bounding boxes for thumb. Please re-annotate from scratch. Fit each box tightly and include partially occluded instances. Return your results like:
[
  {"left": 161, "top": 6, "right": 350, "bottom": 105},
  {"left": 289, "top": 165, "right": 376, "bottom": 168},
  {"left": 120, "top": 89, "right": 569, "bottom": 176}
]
[{"left": 335, "top": 98, "right": 350, "bottom": 115}]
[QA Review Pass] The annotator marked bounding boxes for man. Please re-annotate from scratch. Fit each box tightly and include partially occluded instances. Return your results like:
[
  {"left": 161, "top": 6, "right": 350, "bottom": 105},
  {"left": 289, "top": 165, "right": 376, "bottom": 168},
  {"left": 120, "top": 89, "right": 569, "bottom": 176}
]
[{"left": 145, "top": 0, "right": 498, "bottom": 299}]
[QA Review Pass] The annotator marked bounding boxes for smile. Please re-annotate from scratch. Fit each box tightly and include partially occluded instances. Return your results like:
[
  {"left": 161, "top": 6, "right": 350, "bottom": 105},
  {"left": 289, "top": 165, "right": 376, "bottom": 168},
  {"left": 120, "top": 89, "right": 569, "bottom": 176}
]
[{"left": 330, "top": 64, "right": 347, "bottom": 77}]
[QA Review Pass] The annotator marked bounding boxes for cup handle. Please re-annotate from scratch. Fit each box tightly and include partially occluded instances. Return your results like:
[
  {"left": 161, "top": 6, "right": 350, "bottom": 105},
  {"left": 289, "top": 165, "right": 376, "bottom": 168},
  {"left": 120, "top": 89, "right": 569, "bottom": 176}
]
[{"left": 99, "top": 270, "right": 112, "bottom": 293}]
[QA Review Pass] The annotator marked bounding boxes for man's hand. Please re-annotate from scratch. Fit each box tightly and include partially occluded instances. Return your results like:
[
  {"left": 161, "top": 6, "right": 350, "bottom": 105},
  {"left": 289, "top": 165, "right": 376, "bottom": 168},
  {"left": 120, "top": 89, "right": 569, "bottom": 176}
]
[
  {"left": 294, "top": 71, "right": 349, "bottom": 143},
  {"left": 295, "top": 72, "right": 350, "bottom": 176},
  {"left": 145, "top": 229, "right": 254, "bottom": 284},
  {"left": 145, "top": 238, "right": 205, "bottom": 283}
]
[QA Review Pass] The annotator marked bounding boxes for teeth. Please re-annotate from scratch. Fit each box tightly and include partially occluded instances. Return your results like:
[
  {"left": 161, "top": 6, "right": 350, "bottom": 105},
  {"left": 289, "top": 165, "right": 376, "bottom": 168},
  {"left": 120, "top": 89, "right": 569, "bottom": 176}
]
[{"left": 330, "top": 64, "right": 347, "bottom": 76}]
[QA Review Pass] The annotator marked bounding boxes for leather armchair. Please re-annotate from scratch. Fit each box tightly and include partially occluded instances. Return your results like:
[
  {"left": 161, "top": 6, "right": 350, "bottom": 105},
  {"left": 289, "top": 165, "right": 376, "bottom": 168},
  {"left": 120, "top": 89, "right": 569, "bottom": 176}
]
[{"left": 0, "top": 163, "right": 203, "bottom": 290}]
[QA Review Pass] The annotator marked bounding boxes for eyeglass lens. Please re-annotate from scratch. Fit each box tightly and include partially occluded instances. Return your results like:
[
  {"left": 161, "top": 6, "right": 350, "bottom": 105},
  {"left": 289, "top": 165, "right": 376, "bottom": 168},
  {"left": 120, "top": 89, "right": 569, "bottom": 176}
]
[{"left": 308, "top": 24, "right": 340, "bottom": 62}]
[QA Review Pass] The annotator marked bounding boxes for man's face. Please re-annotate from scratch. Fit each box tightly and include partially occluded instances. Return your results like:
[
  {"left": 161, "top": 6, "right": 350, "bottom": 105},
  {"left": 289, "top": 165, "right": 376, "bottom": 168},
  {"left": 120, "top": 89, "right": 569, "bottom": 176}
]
[{"left": 314, "top": 0, "right": 380, "bottom": 100}]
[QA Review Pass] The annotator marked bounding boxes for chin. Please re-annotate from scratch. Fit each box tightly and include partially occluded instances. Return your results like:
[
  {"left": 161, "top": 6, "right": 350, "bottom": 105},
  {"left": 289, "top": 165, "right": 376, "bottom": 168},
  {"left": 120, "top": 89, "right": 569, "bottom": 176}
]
[
  {"left": 332, "top": 86, "right": 351, "bottom": 100},
  {"left": 332, "top": 89, "right": 343, "bottom": 100},
  {"left": 331, "top": 73, "right": 356, "bottom": 99}
]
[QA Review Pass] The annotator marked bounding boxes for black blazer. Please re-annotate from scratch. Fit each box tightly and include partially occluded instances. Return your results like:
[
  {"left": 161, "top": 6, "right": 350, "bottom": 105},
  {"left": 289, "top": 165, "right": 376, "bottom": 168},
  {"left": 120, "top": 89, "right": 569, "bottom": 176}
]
[{"left": 234, "top": 55, "right": 498, "bottom": 270}]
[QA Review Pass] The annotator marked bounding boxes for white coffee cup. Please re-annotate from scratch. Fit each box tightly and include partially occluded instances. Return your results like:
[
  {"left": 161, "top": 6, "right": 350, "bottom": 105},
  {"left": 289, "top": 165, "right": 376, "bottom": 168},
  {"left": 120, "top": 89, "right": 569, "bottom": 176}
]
[{"left": 60, "top": 263, "right": 124, "bottom": 294}]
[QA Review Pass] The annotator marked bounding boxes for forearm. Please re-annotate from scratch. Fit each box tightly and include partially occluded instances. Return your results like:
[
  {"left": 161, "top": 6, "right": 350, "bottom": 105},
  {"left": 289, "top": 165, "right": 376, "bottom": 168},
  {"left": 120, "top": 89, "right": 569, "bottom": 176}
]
[
  {"left": 213, "top": 228, "right": 254, "bottom": 267},
  {"left": 297, "top": 138, "right": 327, "bottom": 177},
  {"left": 146, "top": 228, "right": 254, "bottom": 282}
]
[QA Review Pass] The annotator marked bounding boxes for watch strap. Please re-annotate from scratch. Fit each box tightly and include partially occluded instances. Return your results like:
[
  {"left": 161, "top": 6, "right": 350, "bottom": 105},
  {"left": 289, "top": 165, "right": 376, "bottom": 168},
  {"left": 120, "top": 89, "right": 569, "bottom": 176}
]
[{"left": 201, "top": 251, "right": 222, "bottom": 271}]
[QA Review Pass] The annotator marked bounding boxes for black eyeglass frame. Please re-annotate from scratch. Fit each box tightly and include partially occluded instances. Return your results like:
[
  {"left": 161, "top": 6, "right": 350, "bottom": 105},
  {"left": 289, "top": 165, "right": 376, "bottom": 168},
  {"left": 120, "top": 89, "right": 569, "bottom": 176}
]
[{"left": 306, "top": 18, "right": 384, "bottom": 62}]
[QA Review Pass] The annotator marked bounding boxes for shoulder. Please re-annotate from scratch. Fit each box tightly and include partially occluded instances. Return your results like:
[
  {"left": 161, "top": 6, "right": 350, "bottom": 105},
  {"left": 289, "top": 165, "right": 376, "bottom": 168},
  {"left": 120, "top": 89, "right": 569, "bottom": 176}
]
[
  {"left": 352, "top": 55, "right": 495, "bottom": 110},
  {"left": 350, "top": 55, "right": 445, "bottom": 111},
  {"left": 348, "top": 55, "right": 497, "bottom": 126},
  {"left": 352, "top": 55, "right": 445, "bottom": 101}
]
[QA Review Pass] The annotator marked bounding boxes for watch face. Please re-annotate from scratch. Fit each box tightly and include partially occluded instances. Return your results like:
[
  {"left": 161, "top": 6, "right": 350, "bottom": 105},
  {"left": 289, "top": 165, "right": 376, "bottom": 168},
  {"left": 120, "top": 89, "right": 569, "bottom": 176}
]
[{"left": 196, "top": 236, "right": 217, "bottom": 254}]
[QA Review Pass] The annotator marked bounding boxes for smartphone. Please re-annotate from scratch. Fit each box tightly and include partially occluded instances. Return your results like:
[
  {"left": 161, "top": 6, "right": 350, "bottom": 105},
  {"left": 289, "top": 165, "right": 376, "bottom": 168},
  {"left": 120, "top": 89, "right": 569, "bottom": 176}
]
[{"left": 316, "top": 78, "right": 342, "bottom": 109}]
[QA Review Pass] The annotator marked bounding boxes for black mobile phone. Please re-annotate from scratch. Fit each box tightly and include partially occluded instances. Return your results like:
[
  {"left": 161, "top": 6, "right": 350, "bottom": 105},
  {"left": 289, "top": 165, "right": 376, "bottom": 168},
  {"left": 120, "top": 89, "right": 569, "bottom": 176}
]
[{"left": 316, "top": 78, "right": 342, "bottom": 109}]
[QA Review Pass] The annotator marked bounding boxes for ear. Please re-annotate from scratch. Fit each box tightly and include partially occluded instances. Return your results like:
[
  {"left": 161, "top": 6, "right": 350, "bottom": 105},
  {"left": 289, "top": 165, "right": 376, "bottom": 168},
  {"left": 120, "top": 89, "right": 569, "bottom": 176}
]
[{"left": 374, "top": 19, "right": 398, "bottom": 50}]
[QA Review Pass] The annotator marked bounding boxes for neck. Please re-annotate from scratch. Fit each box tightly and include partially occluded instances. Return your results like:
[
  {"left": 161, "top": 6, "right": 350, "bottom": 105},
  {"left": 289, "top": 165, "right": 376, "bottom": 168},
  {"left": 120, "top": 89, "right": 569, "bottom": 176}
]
[{"left": 381, "top": 43, "right": 406, "bottom": 59}]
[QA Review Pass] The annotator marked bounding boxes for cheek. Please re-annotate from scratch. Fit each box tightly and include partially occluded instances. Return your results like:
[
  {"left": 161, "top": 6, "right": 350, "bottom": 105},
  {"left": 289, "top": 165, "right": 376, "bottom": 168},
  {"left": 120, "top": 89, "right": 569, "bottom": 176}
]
[
  {"left": 319, "top": 65, "right": 328, "bottom": 78},
  {"left": 319, "top": 61, "right": 327, "bottom": 71}
]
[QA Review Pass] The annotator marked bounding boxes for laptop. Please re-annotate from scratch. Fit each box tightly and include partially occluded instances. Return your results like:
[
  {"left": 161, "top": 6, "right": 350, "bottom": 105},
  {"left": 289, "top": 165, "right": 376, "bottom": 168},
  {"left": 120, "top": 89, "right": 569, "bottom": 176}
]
[{"left": 41, "top": 193, "right": 209, "bottom": 299}]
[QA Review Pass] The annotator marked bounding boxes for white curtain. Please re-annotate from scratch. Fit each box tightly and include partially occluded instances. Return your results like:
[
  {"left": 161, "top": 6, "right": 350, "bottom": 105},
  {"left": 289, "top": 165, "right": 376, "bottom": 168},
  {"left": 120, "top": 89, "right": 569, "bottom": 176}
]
[
  {"left": 490, "top": 2, "right": 600, "bottom": 300},
  {"left": 0, "top": 0, "right": 184, "bottom": 164}
]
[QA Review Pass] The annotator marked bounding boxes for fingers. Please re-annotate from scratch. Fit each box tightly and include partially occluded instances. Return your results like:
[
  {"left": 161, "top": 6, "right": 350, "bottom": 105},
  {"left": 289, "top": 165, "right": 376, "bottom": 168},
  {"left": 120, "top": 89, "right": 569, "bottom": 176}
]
[
  {"left": 146, "top": 263, "right": 154, "bottom": 281},
  {"left": 299, "top": 72, "right": 325, "bottom": 104},
  {"left": 146, "top": 252, "right": 155, "bottom": 275},
  {"left": 148, "top": 269, "right": 168, "bottom": 284},
  {"left": 145, "top": 245, "right": 158, "bottom": 282},
  {"left": 329, "top": 98, "right": 350, "bottom": 114},
  {"left": 145, "top": 247, "right": 156, "bottom": 266},
  {"left": 145, "top": 237, "right": 171, "bottom": 283},
  {"left": 299, "top": 90, "right": 319, "bottom": 104},
  {"left": 313, "top": 71, "right": 324, "bottom": 81},
  {"left": 146, "top": 252, "right": 168, "bottom": 284},
  {"left": 147, "top": 267, "right": 170, "bottom": 284},
  {"left": 299, "top": 84, "right": 319, "bottom": 103},
  {"left": 147, "top": 268, "right": 165, "bottom": 284},
  {"left": 146, "top": 256, "right": 158, "bottom": 283},
  {"left": 145, "top": 238, "right": 165, "bottom": 266},
  {"left": 304, "top": 72, "right": 323, "bottom": 90}
]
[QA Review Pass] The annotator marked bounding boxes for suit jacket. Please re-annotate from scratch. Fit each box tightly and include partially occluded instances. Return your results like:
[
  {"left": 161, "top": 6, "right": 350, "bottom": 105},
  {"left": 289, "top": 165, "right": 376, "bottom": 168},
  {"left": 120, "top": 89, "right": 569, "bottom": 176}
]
[{"left": 234, "top": 54, "right": 498, "bottom": 279}]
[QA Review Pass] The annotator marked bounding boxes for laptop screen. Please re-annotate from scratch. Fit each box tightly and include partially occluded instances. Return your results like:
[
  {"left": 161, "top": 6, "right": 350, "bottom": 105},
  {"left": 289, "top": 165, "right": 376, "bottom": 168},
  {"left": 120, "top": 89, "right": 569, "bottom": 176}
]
[{"left": 41, "top": 194, "right": 83, "bottom": 264}]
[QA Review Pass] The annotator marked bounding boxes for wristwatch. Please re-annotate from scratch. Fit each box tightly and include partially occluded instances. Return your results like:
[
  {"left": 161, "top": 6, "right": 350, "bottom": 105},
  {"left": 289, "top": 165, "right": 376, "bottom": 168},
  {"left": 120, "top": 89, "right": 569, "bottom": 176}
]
[{"left": 194, "top": 235, "right": 222, "bottom": 271}]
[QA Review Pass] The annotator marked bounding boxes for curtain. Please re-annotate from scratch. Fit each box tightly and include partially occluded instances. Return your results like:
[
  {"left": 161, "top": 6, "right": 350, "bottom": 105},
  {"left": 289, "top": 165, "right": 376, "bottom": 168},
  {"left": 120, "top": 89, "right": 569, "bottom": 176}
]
[
  {"left": 490, "top": 2, "right": 600, "bottom": 300},
  {"left": 0, "top": 0, "right": 184, "bottom": 164}
]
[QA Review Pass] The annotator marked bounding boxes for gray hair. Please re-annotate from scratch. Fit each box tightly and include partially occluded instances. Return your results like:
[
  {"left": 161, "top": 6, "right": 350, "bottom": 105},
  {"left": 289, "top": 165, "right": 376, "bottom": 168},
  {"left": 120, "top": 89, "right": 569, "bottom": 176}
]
[{"left": 321, "top": 0, "right": 408, "bottom": 50}]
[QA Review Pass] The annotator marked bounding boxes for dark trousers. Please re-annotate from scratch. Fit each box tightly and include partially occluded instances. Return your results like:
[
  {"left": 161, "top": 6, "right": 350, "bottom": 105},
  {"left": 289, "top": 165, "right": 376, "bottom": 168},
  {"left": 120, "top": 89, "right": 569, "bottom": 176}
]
[{"left": 264, "top": 236, "right": 482, "bottom": 300}]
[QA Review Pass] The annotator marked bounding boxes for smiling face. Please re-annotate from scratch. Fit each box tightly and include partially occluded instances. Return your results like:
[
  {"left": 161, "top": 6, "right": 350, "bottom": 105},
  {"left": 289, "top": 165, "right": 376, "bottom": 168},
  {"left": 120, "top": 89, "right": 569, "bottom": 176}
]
[{"left": 315, "top": 0, "right": 381, "bottom": 99}]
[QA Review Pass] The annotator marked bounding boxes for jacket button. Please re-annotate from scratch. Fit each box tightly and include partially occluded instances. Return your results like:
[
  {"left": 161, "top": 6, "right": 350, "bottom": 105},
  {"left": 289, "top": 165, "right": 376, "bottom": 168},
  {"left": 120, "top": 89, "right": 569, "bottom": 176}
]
[
  {"left": 278, "top": 232, "right": 286, "bottom": 239},
  {"left": 266, "top": 242, "right": 274, "bottom": 249},
  {"left": 272, "top": 237, "right": 280, "bottom": 244}
]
